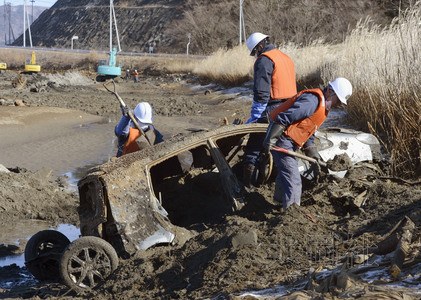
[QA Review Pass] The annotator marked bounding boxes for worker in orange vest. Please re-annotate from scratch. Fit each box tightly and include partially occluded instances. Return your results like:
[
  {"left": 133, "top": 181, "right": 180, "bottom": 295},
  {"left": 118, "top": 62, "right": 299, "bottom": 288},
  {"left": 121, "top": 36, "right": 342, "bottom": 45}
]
[
  {"left": 263, "top": 78, "right": 352, "bottom": 210},
  {"left": 243, "top": 32, "right": 297, "bottom": 187},
  {"left": 114, "top": 102, "right": 163, "bottom": 157},
  {"left": 132, "top": 69, "right": 139, "bottom": 83}
]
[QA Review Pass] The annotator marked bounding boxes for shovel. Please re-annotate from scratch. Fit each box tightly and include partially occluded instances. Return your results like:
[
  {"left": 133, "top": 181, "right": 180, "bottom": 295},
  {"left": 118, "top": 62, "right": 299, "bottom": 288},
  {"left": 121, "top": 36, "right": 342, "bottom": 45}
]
[
  {"left": 253, "top": 146, "right": 330, "bottom": 186},
  {"left": 271, "top": 146, "right": 328, "bottom": 168},
  {"left": 103, "top": 80, "right": 152, "bottom": 146}
]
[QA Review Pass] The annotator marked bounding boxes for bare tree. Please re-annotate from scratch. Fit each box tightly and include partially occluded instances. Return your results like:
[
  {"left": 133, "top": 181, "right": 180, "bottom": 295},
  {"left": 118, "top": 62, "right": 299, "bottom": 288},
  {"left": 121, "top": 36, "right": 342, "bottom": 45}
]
[{"left": 166, "top": 0, "right": 399, "bottom": 54}]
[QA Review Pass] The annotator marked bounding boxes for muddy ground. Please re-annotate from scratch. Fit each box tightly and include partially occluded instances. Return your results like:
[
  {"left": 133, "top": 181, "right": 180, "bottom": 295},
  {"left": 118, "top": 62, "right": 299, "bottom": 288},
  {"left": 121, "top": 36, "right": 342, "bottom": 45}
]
[{"left": 0, "top": 70, "right": 420, "bottom": 299}]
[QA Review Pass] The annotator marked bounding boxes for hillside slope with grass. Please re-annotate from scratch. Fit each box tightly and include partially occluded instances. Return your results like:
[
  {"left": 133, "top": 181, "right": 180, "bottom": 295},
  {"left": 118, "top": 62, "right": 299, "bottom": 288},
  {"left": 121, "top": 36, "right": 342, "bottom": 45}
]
[{"left": 12, "top": 0, "right": 411, "bottom": 54}]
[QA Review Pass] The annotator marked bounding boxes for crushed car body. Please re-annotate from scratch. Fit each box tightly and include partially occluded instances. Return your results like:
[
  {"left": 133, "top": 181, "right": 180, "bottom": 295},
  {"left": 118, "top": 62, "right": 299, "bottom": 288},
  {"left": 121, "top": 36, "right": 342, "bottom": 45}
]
[{"left": 77, "top": 124, "right": 381, "bottom": 257}]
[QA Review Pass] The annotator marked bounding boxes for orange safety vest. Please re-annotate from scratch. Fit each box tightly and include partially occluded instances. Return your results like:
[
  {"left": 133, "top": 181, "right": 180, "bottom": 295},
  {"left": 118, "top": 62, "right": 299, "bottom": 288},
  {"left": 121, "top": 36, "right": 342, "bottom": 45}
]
[
  {"left": 122, "top": 127, "right": 156, "bottom": 155},
  {"left": 269, "top": 88, "right": 327, "bottom": 148},
  {"left": 260, "top": 49, "right": 297, "bottom": 100}
]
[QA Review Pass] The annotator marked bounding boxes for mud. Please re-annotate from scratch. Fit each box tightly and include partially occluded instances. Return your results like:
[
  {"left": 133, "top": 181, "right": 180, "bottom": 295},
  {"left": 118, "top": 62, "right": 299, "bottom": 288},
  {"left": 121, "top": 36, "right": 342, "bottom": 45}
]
[
  {"left": 326, "top": 153, "right": 353, "bottom": 172},
  {"left": 0, "top": 70, "right": 420, "bottom": 299}
]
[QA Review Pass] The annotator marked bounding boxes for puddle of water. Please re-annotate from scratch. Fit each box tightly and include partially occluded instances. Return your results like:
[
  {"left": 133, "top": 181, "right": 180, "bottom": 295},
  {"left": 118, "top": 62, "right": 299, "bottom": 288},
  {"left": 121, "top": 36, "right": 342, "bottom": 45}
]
[
  {"left": 0, "top": 223, "right": 80, "bottom": 268},
  {"left": 56, "top": 224, "right": 80, "bottom": 241},
  {"left": 0, "top": 255, "right": 25, "bottom": 268},
  {"left": 190, "top": 83, "right": 253, "bottom": 101},
  {"left": 62, "top": 155, "right": 112, "bottom": 192},
  {"left": 0, "top": 220, "right": 50, "bottom": 246}
]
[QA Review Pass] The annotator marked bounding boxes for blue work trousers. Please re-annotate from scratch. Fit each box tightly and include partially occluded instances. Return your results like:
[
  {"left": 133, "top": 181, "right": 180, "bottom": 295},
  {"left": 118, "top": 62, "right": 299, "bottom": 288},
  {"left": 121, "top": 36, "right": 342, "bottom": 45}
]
[{"left": 271, "top": 137, "right": 302, "bottom": 209}]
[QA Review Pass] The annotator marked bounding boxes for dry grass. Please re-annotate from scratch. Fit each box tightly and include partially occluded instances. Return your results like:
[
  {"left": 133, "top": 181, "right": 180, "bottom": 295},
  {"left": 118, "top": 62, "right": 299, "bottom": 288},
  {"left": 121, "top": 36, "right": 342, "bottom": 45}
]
[
  {"left": 0, "top": 48, "right": 104, "bottom": 71},
  {"left": 282, "top": 40, "right": 341, "bottom": 89},
  {"left": 0, "top": 48, "right": 206, "bottom": 76},
  {"left": 320, "top": 3, "right": 421, "bottom": 176},
  {"left": 156, "top": 57, "right": 198, "bottom": 74},
  {"left": 192, "top": 46, "right": 254, "bottom": 86},
  {"left": 184, "top": 3, "right": 421, "bottom": 175}
]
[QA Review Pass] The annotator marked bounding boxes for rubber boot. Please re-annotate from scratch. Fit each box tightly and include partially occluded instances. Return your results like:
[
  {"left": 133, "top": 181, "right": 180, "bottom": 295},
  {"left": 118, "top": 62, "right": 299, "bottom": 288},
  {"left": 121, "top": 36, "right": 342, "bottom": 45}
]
[{"left": 243, "top": 163, "right": 255, "bottom": 188}]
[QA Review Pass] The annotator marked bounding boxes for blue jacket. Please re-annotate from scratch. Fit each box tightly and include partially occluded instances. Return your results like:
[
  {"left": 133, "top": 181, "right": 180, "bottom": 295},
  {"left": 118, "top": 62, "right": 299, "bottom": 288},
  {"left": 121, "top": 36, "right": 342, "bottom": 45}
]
[
  {"left": 275, "top": 92, "right": 319, "bottom": 147},
  {"left": 246, "top": 44, "right": 276, "bottom": 124}
]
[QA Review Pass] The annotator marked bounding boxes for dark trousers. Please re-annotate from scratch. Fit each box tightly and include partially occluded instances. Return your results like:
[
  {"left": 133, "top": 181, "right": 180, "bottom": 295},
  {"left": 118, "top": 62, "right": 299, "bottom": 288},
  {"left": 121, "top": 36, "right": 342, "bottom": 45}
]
[{"left": 243, "top": 115, "right": 269, "bottom": 166}]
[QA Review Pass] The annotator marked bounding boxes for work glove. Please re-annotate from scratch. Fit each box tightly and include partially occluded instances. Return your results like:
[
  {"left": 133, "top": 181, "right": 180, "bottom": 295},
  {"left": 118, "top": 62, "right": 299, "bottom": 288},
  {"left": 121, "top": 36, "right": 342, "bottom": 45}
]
[
  {"left": 120, "top": 104, "right": 129, "bottom": 116},
  {"left": 303, "top": 145, "right": 321, "bottom": 160},
  {"left": 303, "top": 145, "right": 325, "bottom": 181},
  {"left": 262, "top": 122, "right": 286, "bottom": 153}
]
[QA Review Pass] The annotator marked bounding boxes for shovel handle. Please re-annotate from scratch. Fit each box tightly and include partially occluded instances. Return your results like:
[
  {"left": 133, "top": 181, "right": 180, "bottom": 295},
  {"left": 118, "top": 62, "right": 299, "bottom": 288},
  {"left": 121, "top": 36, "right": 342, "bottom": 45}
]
[
  {"left": 272, "top": 146, "right": 327, "bottom": 167},
  {"left": 103, "top": 80, "right": 152, "bottom": 146}
]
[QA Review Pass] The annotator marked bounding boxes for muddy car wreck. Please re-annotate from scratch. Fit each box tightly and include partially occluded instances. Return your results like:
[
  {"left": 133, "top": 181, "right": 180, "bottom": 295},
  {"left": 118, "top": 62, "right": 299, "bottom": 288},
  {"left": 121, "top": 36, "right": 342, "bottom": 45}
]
[{"left": 24, "top": 123, "right": 381, "bottom": 292}]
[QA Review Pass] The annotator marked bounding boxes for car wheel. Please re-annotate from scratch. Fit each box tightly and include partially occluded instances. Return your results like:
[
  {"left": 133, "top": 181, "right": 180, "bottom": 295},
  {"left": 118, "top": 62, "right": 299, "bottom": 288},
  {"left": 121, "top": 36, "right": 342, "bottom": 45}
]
[
  {"left": 60, "top": 236, "right": 119, "bottom": 293},
  {"left": 25, "top": 230, "right": 71, "bottom": 281}
]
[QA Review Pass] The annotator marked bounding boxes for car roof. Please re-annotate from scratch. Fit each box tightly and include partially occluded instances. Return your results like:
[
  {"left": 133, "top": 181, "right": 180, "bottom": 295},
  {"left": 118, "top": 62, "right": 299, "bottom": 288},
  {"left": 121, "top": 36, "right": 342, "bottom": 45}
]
[{"left": 98, "top": 123, "right": 268, "bottom": 173}]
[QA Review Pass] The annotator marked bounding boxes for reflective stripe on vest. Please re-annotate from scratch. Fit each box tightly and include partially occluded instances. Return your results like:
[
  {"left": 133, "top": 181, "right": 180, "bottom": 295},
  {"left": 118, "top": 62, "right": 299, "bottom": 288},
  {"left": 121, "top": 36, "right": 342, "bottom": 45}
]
[
  {"left": 269, "top": 88, "right": 327, "bottom": 148},
  {"left": 260, "top": 49, "right": 297, "bottom": 100}
]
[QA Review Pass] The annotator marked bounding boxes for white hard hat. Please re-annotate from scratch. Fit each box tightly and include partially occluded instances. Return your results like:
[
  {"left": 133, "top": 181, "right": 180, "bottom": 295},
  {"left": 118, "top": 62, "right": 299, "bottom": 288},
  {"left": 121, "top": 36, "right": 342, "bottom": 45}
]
[
  {"left": 246, "top": 32, "right": 269, "bottom": 55},
  {"left": 328, "top": 77, "right": 352, "bottom": 105},
  {"left": 133, "top": 102, "right": 152, "bottom": 124}
]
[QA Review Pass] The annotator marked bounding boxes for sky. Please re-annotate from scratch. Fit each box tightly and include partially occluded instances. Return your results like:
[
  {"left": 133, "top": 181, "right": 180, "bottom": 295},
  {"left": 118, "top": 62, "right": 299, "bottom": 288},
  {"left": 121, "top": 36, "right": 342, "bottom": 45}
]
[
  {"left": 36, "top": 0, "right": 57, "bottom": 7},
  {"left": 13, "top": 0, "right": 57, "bottom": 8}
]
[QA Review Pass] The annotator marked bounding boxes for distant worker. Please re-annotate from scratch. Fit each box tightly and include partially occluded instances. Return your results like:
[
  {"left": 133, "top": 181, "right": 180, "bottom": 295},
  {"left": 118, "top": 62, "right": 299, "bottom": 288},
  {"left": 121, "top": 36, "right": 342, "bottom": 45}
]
[
  {"left": 125, "top": 69, "right": 130, "bottom": 81},
  {"left": 133, "top": 69, "right": 139, "bottom": 83},
  {"left": 148, "top": 45, "right": 154, "bottom": 54},
  {"left": 242, "top": 32, "right": 297, "bottom": 187},
  {"left": 114, "top": 102, "right": 163, "bottom": 157},
  {"left": 263, "top": 77, "right": 352, "bottom": 210}
]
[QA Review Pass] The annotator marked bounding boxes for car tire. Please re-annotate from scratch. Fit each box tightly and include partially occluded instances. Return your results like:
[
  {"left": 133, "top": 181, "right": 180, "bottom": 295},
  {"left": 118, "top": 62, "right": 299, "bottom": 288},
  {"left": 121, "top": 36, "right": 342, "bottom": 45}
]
[
  {"left": 25, "top": 230, "right": 71, "bottom": 281},
  {"left": 60, "top": 236, "right": 119, "bottom": 293}
]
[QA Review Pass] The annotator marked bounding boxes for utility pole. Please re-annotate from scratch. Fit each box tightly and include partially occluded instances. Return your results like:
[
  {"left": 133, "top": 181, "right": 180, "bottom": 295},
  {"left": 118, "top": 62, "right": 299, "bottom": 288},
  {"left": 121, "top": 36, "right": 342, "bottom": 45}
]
[
  {"left": 4, "top": 2, "right": 13, "bottom": 45},
  {"left": 22, "top": 0, "right": 33, "bottom": 47},
  {"left": 7, "top": 3, "right": 14, "bottom": 44},
  {"left": 239, "top": 0, "right": 246, "bottom": 45},
  {"left": 109, "top": 0, "right": 112, "bottom": 51},
  {"left": 26, "top": 1, "right": 33, "bottom": 47},
  {"left": 30, "top": 0, "right": 34, "bottom": 24},
  {"left": 3, "top": 0, "right": 6, "bottom": 45},
  {"left": 23, "top": 0, "right": 26, "bottom": 47}
]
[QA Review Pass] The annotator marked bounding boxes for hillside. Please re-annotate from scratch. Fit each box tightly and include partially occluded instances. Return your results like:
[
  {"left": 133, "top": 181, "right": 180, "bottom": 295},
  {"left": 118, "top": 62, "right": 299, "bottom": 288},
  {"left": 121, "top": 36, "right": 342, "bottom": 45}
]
[
  {"left": 0, "top": 5, "right": 47, "bottom": 46},
  {"left": 12, "top": 0, "right": 184, "bottom": 53},
  {"left": 12, "top": 0, "right": 411, "bottom": 54}
]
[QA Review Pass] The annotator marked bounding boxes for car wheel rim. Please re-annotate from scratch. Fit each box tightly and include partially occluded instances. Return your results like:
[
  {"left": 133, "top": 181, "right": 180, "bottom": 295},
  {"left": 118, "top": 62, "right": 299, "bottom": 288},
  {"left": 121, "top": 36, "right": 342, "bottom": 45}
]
[{"left": 67, "top": 247, "right": 113, "bottom": 289}]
